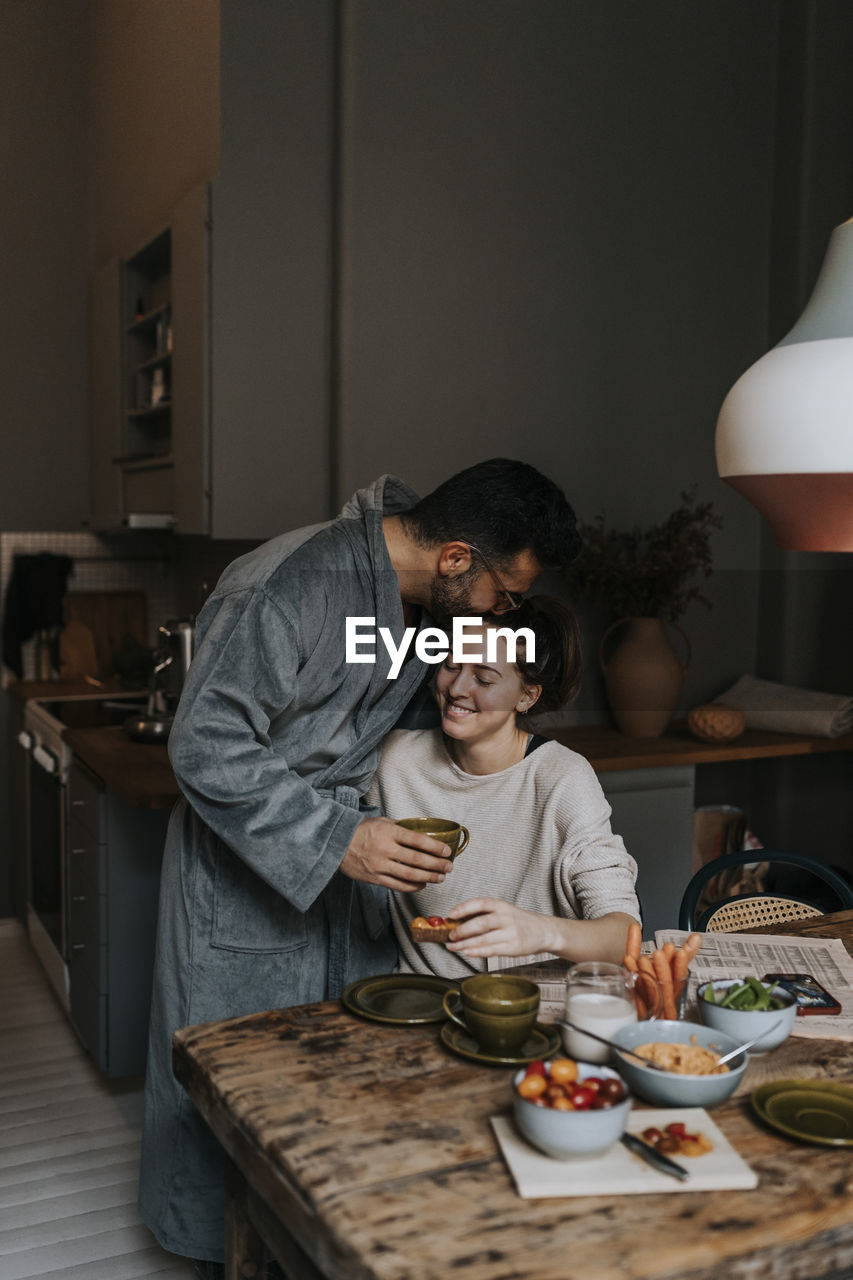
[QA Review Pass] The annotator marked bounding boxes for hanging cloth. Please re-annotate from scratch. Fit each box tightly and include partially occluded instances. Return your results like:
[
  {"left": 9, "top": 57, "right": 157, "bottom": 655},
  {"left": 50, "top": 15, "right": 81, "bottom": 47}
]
[{"left": 1, "top": 552, "right": 73, "bottom": 677}]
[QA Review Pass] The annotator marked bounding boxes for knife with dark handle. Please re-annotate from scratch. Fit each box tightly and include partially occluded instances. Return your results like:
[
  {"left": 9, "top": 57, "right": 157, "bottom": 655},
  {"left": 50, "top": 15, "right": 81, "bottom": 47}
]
[{"left": 620, "top": 1132, "right": 690, "bottom": 1181}]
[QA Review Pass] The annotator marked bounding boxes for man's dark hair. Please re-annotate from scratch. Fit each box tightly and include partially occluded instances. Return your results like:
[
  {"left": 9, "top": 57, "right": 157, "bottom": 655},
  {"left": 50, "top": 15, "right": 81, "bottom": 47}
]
[{"left": 402, "top": 458, "right": 580, "bottom": 570}]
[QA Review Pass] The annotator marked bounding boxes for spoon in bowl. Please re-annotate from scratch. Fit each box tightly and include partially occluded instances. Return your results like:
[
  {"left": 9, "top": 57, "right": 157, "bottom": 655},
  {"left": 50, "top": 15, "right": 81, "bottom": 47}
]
[
  {"left": 715, "top": 1019, "right": 783, "bottom": 1066},
  {"left": 561, "top": 1018, "right": 783, "bottom": 1070},
  {"left": 560, "top": 1021, "right": 669, "bottom": 1071}
]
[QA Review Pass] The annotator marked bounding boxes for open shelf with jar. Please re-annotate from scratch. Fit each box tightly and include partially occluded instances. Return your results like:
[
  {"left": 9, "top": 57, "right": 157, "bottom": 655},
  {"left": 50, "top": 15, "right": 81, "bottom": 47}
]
[
  {"left": 90, "top": 184, "right": 208, "bottom": 533},
  {"left": 123, "top": 232, "right": 173, "bottom": 463}
]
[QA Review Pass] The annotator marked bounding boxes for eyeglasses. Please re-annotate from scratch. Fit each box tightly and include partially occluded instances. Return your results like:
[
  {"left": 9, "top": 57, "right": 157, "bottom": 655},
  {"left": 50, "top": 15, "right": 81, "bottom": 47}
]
[{"left": 463, "top": 542, "right": 524, "bottom": 613}]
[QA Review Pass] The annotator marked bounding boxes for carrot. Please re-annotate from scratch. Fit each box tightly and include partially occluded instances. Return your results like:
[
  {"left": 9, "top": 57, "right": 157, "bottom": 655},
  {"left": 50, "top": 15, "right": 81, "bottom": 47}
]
[
  {"left": 622, "top": 952, "right": 646, "bottom": 1013},
  {"left": 652, "top": 948, "right": 678, "bottom": 1020},
  {"left": 635, "top": 954, "right": 657, "bottom": 1019},
  {"left": 626, "top": 922, "right": 642, "bottom": 963},
  {"left": 672, "top": 945, "right": 691, "bottom": 1001},
  {"left": 683, "top": 932, "right": 703, "bottom": 960}
]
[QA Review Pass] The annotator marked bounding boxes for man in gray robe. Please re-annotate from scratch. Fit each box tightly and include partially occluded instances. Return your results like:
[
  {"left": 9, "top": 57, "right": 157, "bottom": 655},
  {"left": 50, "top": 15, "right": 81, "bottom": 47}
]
[{"left": 139, "top": 460, "right": 579, "bottom": 1269}]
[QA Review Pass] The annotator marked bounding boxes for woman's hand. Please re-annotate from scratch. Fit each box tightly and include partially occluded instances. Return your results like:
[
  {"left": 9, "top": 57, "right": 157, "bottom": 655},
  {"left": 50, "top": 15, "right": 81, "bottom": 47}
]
[
  {"left": 340, "top": 817, "right": 453, "bottom": 892},
  {"left": 444, "top": 897, "right": 558, "bottom": 958}
]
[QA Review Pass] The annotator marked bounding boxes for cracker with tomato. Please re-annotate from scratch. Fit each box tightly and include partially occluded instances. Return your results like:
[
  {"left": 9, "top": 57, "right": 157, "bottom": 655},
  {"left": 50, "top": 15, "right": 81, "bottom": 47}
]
[{"left": 410, "top": 915, "right": 461, "bottom": 943}]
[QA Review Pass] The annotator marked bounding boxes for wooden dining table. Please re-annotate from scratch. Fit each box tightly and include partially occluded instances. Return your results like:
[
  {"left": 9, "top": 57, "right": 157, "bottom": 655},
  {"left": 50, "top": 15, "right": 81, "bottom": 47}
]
[{"left": 172, "top": 911, "right": 853, "bottom": 1280}]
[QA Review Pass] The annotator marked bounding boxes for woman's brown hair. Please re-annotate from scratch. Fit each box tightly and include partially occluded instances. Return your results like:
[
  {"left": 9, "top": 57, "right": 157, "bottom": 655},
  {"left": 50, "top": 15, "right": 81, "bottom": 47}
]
[{"left": 487, "top": 595, "right": 582, "bottom": 715}]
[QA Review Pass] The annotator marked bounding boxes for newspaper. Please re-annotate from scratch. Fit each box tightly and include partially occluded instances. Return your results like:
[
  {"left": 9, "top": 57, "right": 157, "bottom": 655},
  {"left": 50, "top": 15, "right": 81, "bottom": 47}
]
[
  {"left": 491, "top": 930, "right": 853, "bottom": 1038},
  {"left": 490, "top": 956, "right": 571, "bottom": 1025},
  {"left": 654, "top": 928, "right": 853, "bottom": 1041}
]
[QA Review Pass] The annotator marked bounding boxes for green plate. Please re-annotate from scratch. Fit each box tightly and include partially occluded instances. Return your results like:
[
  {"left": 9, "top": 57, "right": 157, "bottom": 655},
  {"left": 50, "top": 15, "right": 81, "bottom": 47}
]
[
  {"left": 341, "top": 974, "right": 458, "bottom": 1025},
  {"left": 440, "top": 1019, "right": 562, "bottom": 1067},
  {"left": 751, "top": 1079, "right": 853, "bottom": 1146}
]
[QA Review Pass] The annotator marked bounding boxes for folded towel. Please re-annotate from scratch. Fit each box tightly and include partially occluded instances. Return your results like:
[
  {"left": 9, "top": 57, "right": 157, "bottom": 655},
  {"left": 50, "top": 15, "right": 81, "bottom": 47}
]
[{"left": 715, "top": 674, "right": 853, "bottom": 738}]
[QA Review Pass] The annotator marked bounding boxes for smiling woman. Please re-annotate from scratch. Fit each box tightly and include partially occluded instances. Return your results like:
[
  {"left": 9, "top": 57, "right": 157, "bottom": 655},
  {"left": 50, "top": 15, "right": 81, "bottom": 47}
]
[{"left": 368, "top": 597, "right": 641, "bottom": 980}]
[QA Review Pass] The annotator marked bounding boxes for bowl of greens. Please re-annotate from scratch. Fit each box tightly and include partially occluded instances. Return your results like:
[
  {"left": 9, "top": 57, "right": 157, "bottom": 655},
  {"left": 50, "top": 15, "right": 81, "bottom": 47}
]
[{"left": 697, "top": 978, "right": 797, "bottom": 1053}]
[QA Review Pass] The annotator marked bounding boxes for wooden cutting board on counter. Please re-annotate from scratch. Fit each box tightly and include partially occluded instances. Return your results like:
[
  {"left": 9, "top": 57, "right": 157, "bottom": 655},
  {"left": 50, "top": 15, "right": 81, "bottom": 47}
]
[{"left": 62, "top": 590, "right": 148, "bottom": 679}]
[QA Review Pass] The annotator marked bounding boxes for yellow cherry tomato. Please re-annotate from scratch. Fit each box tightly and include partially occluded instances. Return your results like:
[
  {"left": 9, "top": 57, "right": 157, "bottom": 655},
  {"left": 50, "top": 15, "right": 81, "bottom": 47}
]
[
  {"left": 517, "top": 1073, "right": 548, "bottom": 1099},
  {"left": 548, "top": 1058, "right": 579, "bottom": 1086}
]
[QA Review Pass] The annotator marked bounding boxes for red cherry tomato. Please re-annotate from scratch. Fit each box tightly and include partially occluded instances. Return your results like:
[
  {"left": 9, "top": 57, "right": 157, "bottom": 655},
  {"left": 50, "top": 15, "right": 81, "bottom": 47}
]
[
  {"left": 426, "top": 916, "right": 444, "bottom": 927},
  {"left": 581, "top": 1076, "right": 603, "bottom": 1093},
  {"left": 642, "top": 1127, "right": 663, "bottom": 1145},
  {"left": 597, "top": 1078, "right": 626, "bottom": 1104},
  {"left": 569, "top": 1085, "right": 596, "bottom": 1111},
  {"left": 524, "top": 1060, "right": 547, "bottom": 1078},
  {"left": 665, "top": 1122, "right": 687, "bottom": 1139}
]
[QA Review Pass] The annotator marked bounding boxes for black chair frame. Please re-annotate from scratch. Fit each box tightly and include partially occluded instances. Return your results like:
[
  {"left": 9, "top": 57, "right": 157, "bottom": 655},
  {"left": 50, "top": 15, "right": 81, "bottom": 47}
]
[{"left": 678, "top": 849, "right": 853, "bottom": 933}]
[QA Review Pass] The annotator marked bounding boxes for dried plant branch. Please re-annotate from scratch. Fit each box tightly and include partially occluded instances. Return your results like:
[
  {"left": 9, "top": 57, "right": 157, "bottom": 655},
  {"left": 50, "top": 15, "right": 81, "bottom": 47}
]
[{"left": 564, "top": 488, "right": 723, "bottom": 623}]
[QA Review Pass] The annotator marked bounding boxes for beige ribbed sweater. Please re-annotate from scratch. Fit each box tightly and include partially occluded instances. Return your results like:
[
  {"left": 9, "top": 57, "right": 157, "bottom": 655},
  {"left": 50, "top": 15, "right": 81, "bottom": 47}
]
[{"left": 367, "top": 728, "right": 640, "bottom": 979}]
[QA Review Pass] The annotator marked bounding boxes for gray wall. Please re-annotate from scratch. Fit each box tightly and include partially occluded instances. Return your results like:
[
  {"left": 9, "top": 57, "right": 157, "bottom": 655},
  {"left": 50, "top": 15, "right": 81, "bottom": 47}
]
[
  {"left": 335, "top": 0, "right": 781, "bottom": 723},
  {"left": 0, "top": 2, "right": 89, "bottom": 530},
  {"left": 0, "top": 0, "right": 219, "bottom": 534}
]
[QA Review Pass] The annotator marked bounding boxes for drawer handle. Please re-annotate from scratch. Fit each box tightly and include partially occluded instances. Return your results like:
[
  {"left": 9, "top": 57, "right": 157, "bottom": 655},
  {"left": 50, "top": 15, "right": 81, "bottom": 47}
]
[
  {"left": 71, "top": 943, "right": 86, "bottom": 951},
  {"left": 71, "top": 799, "right": 85, "bottom": 806},
  {"left": 71, "top": 895, "right": 86, "bottom": 902},
  {"left": 70, "top": 848, "right": 86, "bottom": 854}
]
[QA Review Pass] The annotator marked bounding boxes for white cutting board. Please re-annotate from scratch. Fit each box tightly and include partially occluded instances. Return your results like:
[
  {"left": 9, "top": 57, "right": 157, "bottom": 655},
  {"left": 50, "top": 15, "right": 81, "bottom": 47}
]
[{"left": 492, "top": 1107, "right": 757, "bottom": 1197}]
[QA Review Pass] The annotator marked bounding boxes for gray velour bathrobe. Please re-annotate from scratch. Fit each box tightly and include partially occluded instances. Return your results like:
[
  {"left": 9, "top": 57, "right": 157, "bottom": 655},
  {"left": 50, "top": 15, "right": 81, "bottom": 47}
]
[{"left": 138, "top": 476, "right": 428, "bottom": 1261}]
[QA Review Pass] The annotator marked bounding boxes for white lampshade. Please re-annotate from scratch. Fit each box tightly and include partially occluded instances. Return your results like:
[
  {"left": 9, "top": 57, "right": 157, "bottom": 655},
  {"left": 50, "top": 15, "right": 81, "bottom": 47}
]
[{"left": 716, "top": 216, "right": 853, "bottom": 550}]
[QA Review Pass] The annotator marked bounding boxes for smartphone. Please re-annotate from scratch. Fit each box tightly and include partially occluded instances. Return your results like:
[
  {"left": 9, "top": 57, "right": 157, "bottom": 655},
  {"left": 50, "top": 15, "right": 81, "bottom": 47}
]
[{"left": 762, "top": 973, "right": 842, "bottom": 1016}]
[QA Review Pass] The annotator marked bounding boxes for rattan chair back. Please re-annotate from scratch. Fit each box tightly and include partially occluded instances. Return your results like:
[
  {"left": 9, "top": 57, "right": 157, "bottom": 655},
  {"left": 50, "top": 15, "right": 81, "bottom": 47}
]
[
  {"left": 678, "top": 849, "right": 853, "bottom": 933},
  {"left": 703, "top": 895, "right": 823, "bottom": 933}
]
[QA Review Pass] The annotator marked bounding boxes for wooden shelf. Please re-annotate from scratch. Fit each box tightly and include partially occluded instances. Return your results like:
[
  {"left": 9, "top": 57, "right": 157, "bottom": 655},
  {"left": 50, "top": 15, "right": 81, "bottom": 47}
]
[
  {"left": 546, "top": 722, "right": 853, "bottom": 772},
  {"left": 126, "top": 401, "right": 172, "bottom": 419},
  {"left": 137, "top": 351, "right": 172, "bottom": 372},
  {"left": 112, "top": 453, "right": 173, "bottom": 470},
  {"left": 127, "top": 303, "right": 170, "bottom": 334}
]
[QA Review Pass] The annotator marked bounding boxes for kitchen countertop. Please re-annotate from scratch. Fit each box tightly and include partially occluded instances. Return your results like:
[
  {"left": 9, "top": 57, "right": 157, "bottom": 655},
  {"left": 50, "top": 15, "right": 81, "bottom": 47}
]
[
  {"left": 55, "top": 717, "right": 853, "bottom": 811},
  {"left": 7, "top": 677, "right": 144, "bottom": 701},
  {"left": 547, "top": 721, "right": 853, "bottom": 771},
  {"left": 63, "top": 726, "right": 180, "bottom": 809}
]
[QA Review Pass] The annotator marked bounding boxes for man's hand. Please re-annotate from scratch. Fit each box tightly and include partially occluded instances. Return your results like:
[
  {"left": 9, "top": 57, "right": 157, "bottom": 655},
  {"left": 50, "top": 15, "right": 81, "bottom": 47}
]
[{"left": 341, "top": 817, "right": 454, "bottom": 891}]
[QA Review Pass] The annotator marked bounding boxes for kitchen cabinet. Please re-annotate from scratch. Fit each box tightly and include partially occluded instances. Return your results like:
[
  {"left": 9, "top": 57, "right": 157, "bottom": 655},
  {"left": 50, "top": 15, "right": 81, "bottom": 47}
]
[
  {"left": 67, "top": 759, "right": 169, "bottom": 1077},
  {"left": 90, "top": 184, "right": 210, "bottom": 534},
  {"left": 88, "top": 4, "right": 334, "bottom": 538}
]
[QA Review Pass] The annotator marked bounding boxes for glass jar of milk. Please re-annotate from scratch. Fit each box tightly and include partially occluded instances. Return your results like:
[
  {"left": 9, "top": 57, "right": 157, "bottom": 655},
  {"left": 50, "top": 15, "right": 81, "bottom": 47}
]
[{"left": 562, "top": 961, "right": 662, "bottom": 1064}]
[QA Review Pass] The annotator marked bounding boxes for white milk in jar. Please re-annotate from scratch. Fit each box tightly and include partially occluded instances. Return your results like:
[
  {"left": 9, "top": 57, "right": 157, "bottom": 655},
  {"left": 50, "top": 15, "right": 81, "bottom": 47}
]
[{"left": 562, "top": 992, "right": 637, "bottom": 1064}]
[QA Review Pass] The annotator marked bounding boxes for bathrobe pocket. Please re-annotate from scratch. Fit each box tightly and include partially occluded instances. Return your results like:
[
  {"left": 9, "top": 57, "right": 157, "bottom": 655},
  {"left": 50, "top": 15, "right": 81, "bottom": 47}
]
[{"left": 210, "top": 846, "right": 309, "bottom": 953}]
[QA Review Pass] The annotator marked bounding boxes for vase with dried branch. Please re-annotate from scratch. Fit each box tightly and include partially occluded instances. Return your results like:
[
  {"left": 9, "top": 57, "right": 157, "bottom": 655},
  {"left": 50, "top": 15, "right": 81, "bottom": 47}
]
[{"left": 565, "top": 489, "right": 722, "bottom": 737}]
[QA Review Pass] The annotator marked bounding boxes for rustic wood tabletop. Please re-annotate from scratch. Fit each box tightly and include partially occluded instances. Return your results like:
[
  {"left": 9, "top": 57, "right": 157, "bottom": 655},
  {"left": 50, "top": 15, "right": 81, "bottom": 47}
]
[{"left": 173, "top": 911, "right": 853, "bottom": 1280}]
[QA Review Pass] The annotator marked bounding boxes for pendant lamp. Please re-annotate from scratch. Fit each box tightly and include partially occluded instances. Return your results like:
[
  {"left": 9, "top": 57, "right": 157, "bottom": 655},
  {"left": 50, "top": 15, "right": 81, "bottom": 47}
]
[{"left": 715, "top": 215, "right": 853, "bottom": 551}]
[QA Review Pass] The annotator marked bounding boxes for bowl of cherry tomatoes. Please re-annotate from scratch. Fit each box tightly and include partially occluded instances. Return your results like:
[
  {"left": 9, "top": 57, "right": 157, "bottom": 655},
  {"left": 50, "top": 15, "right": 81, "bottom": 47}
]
[{"left": 512, "top": 1057, "right": 632, "bottom": 1159}]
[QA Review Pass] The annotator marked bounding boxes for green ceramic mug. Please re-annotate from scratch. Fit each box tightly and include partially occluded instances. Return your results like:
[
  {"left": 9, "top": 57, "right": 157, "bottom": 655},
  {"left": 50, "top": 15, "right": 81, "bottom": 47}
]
[
  {"left": 396, "top": 817, "right": 470, "bottom": 862},
  {"left": 442, "top": 974, "right": 540, "bottom": 1054}
]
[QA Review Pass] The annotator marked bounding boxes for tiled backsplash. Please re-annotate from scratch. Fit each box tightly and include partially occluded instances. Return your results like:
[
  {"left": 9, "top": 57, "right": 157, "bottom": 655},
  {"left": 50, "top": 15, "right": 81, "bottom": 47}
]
[{"left": 0, "top": 530, "right": 180, "bottom": 683}]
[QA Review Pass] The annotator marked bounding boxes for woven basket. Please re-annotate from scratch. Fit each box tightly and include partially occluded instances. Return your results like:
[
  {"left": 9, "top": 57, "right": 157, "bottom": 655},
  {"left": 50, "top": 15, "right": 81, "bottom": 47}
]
[{"left": 704, "top": 896, "right": 823, "bottom": 933}]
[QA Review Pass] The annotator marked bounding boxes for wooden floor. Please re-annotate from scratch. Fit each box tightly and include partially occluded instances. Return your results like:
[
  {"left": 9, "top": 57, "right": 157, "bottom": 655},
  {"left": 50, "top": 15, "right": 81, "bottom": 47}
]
[{"left": 0, "top": 920, "right": 196, "bottom": 1280}]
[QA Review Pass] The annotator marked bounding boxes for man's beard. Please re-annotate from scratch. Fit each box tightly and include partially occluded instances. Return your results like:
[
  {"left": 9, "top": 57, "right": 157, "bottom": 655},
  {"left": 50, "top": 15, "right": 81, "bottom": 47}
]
[{"left": 429, "top": 567, "right": 480, "bottom": 621}]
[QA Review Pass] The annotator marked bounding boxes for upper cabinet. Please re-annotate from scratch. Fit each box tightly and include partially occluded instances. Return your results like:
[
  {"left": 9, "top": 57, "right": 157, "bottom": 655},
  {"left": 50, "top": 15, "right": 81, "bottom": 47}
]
[
  {"left": 90, "top": 185, "right": 209, "bottom": 535},
  {"left": 89, "top": 3, "right": 335, "bottom": 540}
]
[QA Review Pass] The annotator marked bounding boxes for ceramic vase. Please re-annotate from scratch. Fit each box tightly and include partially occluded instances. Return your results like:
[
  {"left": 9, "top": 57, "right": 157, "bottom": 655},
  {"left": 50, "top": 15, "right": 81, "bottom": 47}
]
[{"left": 599, "top": 617, "right": 691, "bottom": 738}]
